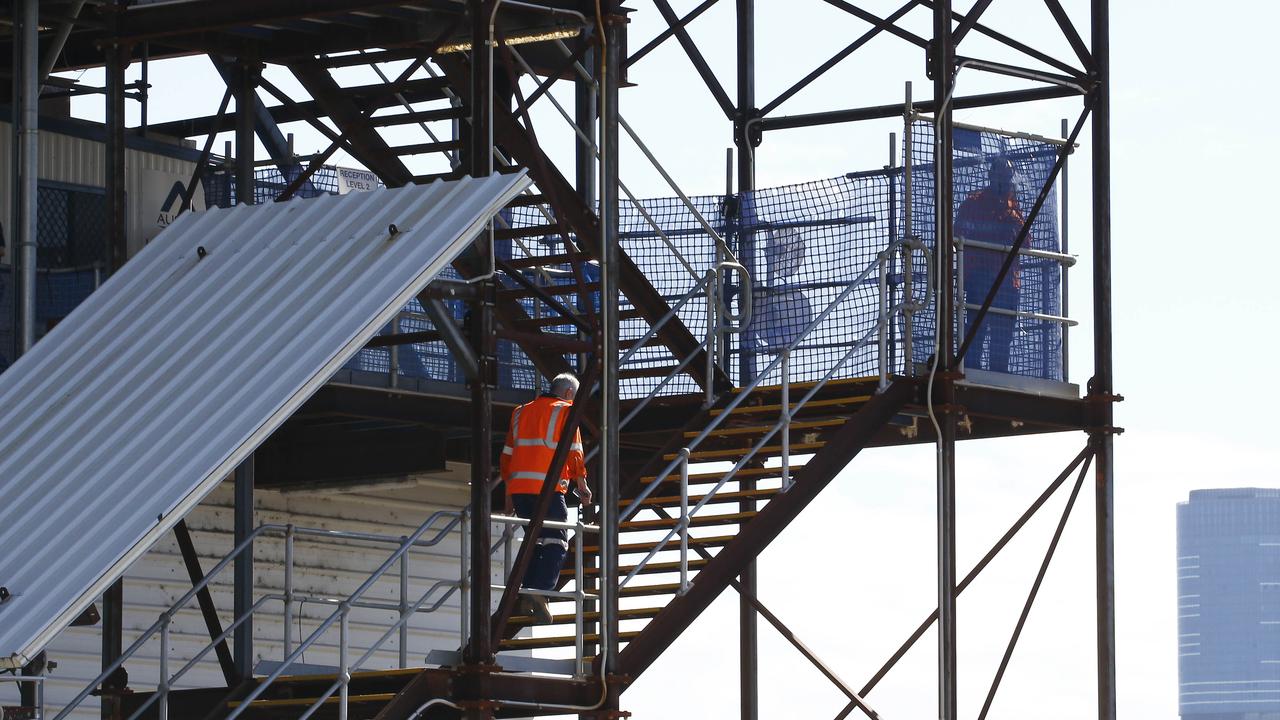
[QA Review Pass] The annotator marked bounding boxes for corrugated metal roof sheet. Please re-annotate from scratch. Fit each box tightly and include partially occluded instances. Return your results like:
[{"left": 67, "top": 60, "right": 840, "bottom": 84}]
[{"left": 0, "top": 172, "right": 530, "bottom": 667}]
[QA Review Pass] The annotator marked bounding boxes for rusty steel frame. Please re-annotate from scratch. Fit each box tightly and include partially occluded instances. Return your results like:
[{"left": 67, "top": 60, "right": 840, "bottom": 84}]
[{"left": 6, "top": 1, "right": 1118, "bottom": 718}]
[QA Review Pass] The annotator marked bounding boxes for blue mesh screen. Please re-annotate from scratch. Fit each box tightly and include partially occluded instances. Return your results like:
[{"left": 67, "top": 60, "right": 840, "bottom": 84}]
[{"left": 906, "top": 121, "right": 1065, "bottom": 381}]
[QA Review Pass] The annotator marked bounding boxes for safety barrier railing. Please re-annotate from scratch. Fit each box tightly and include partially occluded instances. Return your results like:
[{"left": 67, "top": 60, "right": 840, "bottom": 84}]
[
  {"left": 55, "top": 513, "right": 464, "bottom": 720},
  {"left": 954, "top": 237, "right": 1077, "bottom": 377},
  {"left": 51, "top": 501, "right": 609, "bottom": 720},
  {"left": 617, "top": 237, "right": 932, "bottom": 592},
  {"left": 485, "top": 513, "right": 601, "bottom": 673},
  {"left": 0, "top": 674, "right": 45, "bottom": 720}
]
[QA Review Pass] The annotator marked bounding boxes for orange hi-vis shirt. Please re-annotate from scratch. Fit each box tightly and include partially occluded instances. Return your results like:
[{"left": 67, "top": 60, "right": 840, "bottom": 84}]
[{"left": 500, "top": 394, "right": 586, "bottom": 496}]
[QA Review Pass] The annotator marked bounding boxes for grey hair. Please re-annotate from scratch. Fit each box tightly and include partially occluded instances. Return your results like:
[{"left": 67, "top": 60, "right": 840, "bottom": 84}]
[{"left": 550, "top": 372, "right": 580, "bottom": 399}]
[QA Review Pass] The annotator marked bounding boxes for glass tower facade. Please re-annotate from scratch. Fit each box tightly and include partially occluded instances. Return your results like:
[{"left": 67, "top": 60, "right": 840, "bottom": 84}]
[{"left": 1177, "top": 488, "right": 1280, "bottom": 719}]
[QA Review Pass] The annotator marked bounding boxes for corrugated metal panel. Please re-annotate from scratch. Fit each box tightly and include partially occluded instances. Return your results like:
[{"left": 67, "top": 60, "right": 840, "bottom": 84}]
[
  {"left": 0, "top": 172, "right": 531, "bottom": 667},
  {"left": 0, "top": 468, "right": 480, "bottom": 718}
]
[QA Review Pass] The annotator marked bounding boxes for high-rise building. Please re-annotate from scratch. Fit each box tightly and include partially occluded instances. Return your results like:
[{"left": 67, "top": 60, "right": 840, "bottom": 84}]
[{"left": 1177, "top": 488, "right": 1280, "bottom": 719}]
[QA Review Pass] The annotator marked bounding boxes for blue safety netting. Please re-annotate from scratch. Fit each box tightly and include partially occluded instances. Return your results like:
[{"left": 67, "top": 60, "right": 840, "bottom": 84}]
[
  {"left": 4, "top": 132, "right": 1068, "bottom": 393},
  {"left": 204, "top": 164, "right": 345, "bottom": 208},
  {"left": 0, "top": 265, "right": 101, "bottom": 373},
  {"left": 906, "top": 121, "right": 1065, "bottom": 380}
]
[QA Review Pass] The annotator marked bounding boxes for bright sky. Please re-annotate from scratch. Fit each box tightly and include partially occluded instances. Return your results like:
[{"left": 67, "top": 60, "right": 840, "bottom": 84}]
[{"left": 60, "top": 1, "right": 1280, "bottom": 717}]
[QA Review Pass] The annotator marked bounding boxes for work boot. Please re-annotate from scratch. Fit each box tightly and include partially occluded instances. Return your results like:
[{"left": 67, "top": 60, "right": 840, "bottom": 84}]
[{"left": 525, "top": 594, "right": 553, "bottom": 625}]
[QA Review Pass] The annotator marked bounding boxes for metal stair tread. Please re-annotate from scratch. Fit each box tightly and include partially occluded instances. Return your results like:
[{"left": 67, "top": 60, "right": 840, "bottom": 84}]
[
  {"left": 564, "top": 558, "right": 710, "bottom": 579},
  {"left": 709, "top": 394, "right": 873, "bottom": 417},
  {"left": 635, "top": 465, "right": 790, "bottom": 485},
  {"left": 589, "top": 534, "right": 735, "bottom": 554},
  {"left": 683, "top": 418, "right": 846, "bottom": 438},
  {"left": 623, "top": 487, "right": 779, "bottom": 508},
  {"left": 500, "top": 630, "right": 641, "bottom": 651},
  {"left": 621, "top": 510, "right": 757, "bottom": 531},
  {"left": 662, "top": 443, "right": 825, "bottom": 461},
  {"left": 227, "top": 692, "right": 396, "bottom": 709}
]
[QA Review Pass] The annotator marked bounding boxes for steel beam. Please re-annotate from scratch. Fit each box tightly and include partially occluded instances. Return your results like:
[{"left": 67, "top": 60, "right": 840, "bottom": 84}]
[
  {"left": 110, "top": 0, "right": 434, "bottom": 43},
  {"left": 758, "top": 85, "right": 1082, "bottom": 131},
  {"left": 212, "top": 56, "right": 288, "bottom": 163},
  {"left": 834, "top": 445, "right": 1093, "bottom": 719},
  {"left": 931, "top": 2, "right": 958, "bottom": 718},
  {"left": 977, "top": 455, "right": 1091, "bottom": 720},
  {"left": 290, "top": 59, "right": 414, "bottom": 186},
  {"left": 760, "top": 0, "right": 919, "bottom": 117},
  {"left": 626, "top": 0, "right": 718, "bottom": 69},
  {"left": 100, "top": 579, "right": 123, "bottom": 720},
  {"left": 735, "top": 2, "right": 758, "bottom": 718},
  {"left": 463, "top": 16, "right": 499, "bottom": 720},
  {"left": 616, "top": 380, "right": 914, "bottom": 679},
  {"left": 234, "top": 59, "right": 258, "bottom": 206},
  {"left": 233, "top": 459, "right": 255, "bottom": 681},
  {"left": 652, "top": 0, "right": 734, "bottom": 119},
  {"left": 105, "top": 37, "right": 128, "bottom": 271},
  {"left": 1090, "top": 2, "right": 1118, "bottom": 719},
  {"left": 173, "top": 520, "right": 237, "bottom": 687},
  {"left": 14, "top": 0, "right": 37, "bottom": 356},
  {"left": 599, "top": 3, "right": 624, "bottom": 697}
]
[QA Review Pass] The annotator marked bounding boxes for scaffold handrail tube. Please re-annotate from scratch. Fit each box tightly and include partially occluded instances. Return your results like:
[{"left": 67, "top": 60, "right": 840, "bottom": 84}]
[
  {"left": 506, "top": 41, "right": 703, "bottom": 283},
  {"left": 956, "top": 236, "right": 1076, "bottom": 266},
  {"left": 55, "top": 512, "right": 463, "bottom": 720},
  {"left": 620, "top": 237, "right": 917, "bottom": 525},
  {"left": 491, "top": 507, "right": 600, "bottom": 675},
  {"left": 619, "top": 239, "right": 926, "bottom": 586},
  {"left": 548, "top": 37, "right": 746, "bottom": 270},
  {"left": 0, "top": 675, "right": 44, "bottom": 720}
]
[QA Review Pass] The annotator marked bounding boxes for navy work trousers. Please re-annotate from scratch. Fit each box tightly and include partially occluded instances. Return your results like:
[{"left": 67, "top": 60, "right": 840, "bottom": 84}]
[{"left": 511, "top": 493, "right": 569, "bottom": 591}]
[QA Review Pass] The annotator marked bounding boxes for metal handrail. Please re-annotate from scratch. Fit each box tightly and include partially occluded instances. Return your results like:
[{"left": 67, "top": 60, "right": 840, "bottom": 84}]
[
  {"left": 223, "top": 512, "right": 462, "bottom": 720},
  {"left": 54, "top": 513, "right": 463, "bottom": 720},
  {"left": 617, "top": 238, "right": 933, "bottom": 588}
]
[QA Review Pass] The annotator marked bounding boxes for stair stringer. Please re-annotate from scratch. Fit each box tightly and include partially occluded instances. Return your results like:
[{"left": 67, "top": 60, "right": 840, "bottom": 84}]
[{"left": 613, "top": 379, "right": 917, "bottom": 680}]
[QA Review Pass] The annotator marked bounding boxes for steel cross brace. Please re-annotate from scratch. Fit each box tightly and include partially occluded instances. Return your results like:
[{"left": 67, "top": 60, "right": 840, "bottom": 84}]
[
  {"left": 830, "top": 444, "right": 1095, "bottom": 719},
  {"left": 977, "top": 452, "right": 1093, "bottom": 719},
  {"left": 651, "top": 0, "right": 735, "bottom": 119},
  {"left": 616, "top": 379, "right": 915, "bottom": 678},
  {"left": 646, "top": 505, "right": 882, "bottom": 719}
]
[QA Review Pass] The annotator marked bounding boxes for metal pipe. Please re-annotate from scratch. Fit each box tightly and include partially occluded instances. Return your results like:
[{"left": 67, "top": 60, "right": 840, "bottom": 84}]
[
  {"left": 338, "top": 606, "right": 349, "bottom": 720},
  {"left": 1091, "top": 1, "right": 1118, "bottom": 718},
  {"left": 158, "top": 617, "right": 169, "bottom": 720},
  {"left": 284, "top": 525, "right": 294, "bottom": 660},
  {"left": 1061, "top": 117, "right": 1071, "bottom": 380},
  {"left": 233, "top": 459, "right": 254, "bottom": 681},
  {"left": 575, "top": 516, "right": 586, "bottom": 675},
  {"left": 600, "top": 4, "right": 624, "bottom": 679},
  {"left": 931, "top": 4, "right": 959, "bottom": 719},
  {"left": 16, "top": 0, "right": 38, "bottom": 356},
  {"left": 781, "top": 349, "right": 791, "bottom": 491},
  {"left": 399, "top": 535, "right": 409, "bottom": 668},
  {"left": 679, "top": 448, "right": 690, "bottom": 593}
]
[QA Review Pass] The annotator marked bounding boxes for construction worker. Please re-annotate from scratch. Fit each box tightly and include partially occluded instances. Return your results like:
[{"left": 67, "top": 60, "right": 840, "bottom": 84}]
[
  {"left": 500, "top": 372, "right": 592, "bottom": 624},
  {"left": 956, "top": 156, "right": 1025, "bottom": 374}
]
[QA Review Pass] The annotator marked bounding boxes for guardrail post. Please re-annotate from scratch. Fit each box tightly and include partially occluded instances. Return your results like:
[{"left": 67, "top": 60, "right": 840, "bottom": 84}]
[
  {"left": 879, "top": 249, "right": 890, "bottom": 390},
  {"left": 158, "top": 615, "right": 171, "bottom": 720},
  {"left": 574, "top": 517, "right": 586, "bottom": 676},
  {"left": 781, "top": 350, "right": 792, "bottom": 491},
  {"left": 284, "top": 524, "right": 294, "bottom": 660},
  {"left": 399, "top": 535, "right": 409, "bottom": 669},
  {"left": 338, "top": 604, "right": 350, "bottom": 720},
  {"left": 903, "top": 242, "right": 915, "bottom": 375},
  {"left": 460, "top": 507, "right": 470, "bottom": 648},
  {"left": 679, "top": 448, "right": 691, "bottom": 594}
]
